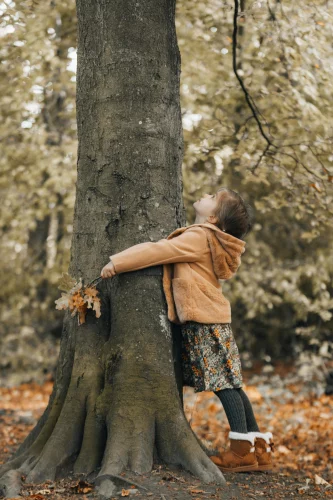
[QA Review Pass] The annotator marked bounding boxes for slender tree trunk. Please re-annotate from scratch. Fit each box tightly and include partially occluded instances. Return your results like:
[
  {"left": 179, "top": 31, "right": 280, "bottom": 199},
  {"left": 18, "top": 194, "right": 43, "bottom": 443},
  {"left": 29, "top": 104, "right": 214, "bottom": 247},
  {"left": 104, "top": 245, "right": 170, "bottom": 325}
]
[{"left": 0, "top": 0, "right": 225, "bottom": 491}]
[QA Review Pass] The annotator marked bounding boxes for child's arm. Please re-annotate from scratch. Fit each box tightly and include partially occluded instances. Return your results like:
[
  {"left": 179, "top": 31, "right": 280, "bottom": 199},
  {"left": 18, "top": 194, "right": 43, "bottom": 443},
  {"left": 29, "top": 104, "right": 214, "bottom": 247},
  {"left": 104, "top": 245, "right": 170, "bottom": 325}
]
[{"left": 108, "top": 226, "right": 207, "bottom": 275}]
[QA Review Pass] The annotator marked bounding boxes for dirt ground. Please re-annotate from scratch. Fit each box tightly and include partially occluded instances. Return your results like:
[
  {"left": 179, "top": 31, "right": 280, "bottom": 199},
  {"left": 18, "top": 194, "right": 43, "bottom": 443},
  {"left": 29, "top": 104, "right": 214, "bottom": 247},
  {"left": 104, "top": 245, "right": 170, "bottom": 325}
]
[{"left": 0, "top": 364, "right": 332, "bottom": 499}]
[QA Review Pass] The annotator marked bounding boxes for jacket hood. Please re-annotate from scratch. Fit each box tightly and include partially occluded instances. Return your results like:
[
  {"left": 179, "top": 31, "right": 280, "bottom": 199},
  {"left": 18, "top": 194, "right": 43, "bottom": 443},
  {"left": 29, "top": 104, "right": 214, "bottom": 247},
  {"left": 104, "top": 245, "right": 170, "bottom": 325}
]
[{"left": 167, "top": 222, "right": 246, "bottom": 280}]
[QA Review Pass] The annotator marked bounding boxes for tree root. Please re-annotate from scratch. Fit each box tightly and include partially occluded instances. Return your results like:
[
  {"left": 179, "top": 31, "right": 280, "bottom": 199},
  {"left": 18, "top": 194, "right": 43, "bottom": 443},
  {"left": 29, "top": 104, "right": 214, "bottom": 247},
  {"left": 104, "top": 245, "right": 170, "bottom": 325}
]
[
  {"left": 0, "top": 470, "right": 22, "bottom": 498},
  {"left": 0, "top": 378, "right": 224, "bottom": 490},
  {"left": 0, "top": 312, "right": 77, "bottom": 481},
  {"left": 95, "top": 473, "right": 149, "bottom": 499},
  {"left": 0, "top": 297, "right": 225, "bottom": 490},
  {"left": 0, "top": 393, "right": 67, "bottom": 479},
  {"left": 11, "top": 312, "right": 76, "bottom": 461},
  {"left": 155, "top": 413, "right": 226, "bottom": 485},
  {"left": 96, "top": 383, "right": 225, "bottom": 486}
]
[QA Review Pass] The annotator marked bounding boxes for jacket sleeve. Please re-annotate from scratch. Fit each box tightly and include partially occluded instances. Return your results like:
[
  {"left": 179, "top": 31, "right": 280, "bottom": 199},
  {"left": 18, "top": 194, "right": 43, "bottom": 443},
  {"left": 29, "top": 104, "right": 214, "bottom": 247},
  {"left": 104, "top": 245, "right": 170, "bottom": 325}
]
[{"left": 109, "top": 227, "right": 208, "bottom": 274}]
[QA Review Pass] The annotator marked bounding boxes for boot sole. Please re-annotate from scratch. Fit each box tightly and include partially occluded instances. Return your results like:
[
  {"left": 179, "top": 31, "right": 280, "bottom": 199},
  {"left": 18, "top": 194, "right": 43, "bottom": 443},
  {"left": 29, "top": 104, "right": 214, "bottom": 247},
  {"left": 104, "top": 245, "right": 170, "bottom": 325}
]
[
  {"left": 255, "top": 464, "right": 273, "bottom": 472},
  {"left": 217, "top": 463, "right": 259, "bottom": 473}
]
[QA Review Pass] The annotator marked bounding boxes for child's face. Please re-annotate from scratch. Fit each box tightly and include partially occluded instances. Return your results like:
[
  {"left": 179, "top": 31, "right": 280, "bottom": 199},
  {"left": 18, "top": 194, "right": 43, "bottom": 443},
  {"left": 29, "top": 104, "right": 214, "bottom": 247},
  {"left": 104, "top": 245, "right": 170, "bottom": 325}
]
[{"left": 193, "top": 189, "right": 225, "bottom": 218}]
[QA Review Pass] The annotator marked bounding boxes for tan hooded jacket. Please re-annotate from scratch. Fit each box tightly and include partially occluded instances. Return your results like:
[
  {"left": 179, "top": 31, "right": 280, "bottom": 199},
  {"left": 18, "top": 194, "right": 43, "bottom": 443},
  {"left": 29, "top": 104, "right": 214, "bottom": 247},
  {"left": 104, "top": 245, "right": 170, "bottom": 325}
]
[{"left": 109, "top": 222, "right": 246, "bottom": 324}]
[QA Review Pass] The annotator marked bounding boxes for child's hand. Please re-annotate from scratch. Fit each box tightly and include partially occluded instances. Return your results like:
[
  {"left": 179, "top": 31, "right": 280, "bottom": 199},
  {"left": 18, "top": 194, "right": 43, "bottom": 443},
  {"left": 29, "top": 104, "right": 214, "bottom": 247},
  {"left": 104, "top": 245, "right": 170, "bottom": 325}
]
[{"left": 100, "top": 260, "right": 116, "bottom": 279}]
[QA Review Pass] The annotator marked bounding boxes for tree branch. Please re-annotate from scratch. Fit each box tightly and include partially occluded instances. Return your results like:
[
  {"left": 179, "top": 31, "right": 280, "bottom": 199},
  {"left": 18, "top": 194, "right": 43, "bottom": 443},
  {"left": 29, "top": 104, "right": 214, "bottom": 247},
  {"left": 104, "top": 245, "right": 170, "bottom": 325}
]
[{"left": 232, "top": 0, "right": 276, "bottom": 157}]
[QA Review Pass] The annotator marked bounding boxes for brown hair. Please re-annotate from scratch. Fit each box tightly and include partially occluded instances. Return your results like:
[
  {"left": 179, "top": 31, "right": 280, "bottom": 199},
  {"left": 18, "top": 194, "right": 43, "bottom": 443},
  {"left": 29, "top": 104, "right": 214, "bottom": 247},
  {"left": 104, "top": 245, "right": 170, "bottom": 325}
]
[{"left": 212, "top": 188, "right": 254, "bottom": 240}]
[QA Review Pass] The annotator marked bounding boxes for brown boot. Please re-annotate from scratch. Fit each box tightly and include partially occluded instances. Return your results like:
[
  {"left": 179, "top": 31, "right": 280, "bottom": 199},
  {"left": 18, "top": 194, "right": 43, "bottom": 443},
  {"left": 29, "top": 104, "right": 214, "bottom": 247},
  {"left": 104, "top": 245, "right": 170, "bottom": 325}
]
[
  {"left": 250, "top": 432, "right": 274, "bottom": 471},
  {"left": 210, "top": 431, "right": 258, "bottom": 472}
]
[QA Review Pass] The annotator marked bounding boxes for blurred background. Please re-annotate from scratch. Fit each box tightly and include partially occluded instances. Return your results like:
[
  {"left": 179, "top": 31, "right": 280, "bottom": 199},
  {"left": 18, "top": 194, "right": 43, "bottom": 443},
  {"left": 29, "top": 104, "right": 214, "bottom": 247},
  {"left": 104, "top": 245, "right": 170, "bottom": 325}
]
[{"left": 1, "top": 0, "right": 332, "bottom": 387}]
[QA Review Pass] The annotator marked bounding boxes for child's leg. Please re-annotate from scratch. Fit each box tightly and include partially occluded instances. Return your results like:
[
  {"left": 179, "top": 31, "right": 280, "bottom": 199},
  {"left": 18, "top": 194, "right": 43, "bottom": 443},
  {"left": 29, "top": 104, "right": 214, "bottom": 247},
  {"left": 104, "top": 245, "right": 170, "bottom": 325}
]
[
  {"left": 214, "top": 388, "right": 247, "bottom": 433},
  {"left": 237, "top": 389, "right": 274, "bottom": 471},
  {"left": 237, "top": 388, "right": 260, "bottom": 432},
  {"left": 212, "top": 388, "right": 258, "bottom": 472}
]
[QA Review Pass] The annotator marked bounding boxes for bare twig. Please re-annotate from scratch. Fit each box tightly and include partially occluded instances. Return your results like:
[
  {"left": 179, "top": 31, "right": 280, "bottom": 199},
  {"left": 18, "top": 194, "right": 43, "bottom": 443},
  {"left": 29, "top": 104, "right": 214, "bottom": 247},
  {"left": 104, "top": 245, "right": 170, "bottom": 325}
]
[{"left": 232, "top": 0, "right": 276, "bottom": 156}]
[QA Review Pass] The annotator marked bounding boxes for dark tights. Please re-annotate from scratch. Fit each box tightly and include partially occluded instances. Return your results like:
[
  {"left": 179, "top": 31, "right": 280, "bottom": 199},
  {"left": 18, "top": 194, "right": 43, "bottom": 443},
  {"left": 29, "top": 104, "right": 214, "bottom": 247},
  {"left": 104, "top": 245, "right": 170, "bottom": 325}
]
[{"left": 214, "top": 388, "right": 260, "bottom": 433}]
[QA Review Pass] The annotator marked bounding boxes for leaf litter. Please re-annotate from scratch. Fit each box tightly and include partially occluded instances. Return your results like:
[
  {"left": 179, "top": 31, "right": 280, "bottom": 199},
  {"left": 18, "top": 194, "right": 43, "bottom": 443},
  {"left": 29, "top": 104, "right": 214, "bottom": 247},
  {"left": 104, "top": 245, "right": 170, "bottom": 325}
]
[{"left": 0, "top": 363, "right": 332, "bottom": 499}]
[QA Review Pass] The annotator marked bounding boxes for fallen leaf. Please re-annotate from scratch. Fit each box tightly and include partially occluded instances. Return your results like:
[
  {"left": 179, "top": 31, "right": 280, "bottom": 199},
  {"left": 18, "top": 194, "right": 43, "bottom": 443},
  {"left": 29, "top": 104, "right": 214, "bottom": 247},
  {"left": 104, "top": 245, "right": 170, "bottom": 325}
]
[
  {"left": 277, "top": 445, "right": 291, "bottom": 455},
  {"left": 70, "top": 480, "right": 94, "bottom": 493},
  {"left": 244, "top": 386, "right": 262, "bottom": 402},
  {"left": 309, "top": 182, "right": 322, "bottom": 193},
  {"left": 302, "top": 453, "right": 316, "bottom": 462},
  {"left": 121, "top": 489, "right": 130, "bottom": 497},
  {"left": 314, "top": 475, "right": 330, "bottom": 486},
  {"left": 298, "top": 485, "right": 310, "bottom": 494},
  {"left": 81, "top": 487, "right": 92, "bottom": 493}
]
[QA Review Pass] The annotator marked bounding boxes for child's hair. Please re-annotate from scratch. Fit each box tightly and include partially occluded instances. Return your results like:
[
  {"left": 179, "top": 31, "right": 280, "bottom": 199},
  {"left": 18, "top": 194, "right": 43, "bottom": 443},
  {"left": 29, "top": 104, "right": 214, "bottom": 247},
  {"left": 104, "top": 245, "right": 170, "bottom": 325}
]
[{"left": 212, "top": 188, "right": 254, "bottom": 240}]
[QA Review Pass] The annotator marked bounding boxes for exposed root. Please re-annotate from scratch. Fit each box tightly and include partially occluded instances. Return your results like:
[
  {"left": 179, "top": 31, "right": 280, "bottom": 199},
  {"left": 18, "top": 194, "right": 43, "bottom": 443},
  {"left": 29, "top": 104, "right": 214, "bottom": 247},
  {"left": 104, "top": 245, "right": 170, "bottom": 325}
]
[
  {"left": 23, "top": 305, "right": 109, "bottom": 483},
  {"left": 0, "top": 398, "right": 65, "bottom": 479},
  {"left": 96, "top": 473, "right": 149, "bottom": 491},
  {"left": 25, "top": 380, "right": 87, "bottom": 483},
  {"left": 95, "top": 474, "right": 150, "bottom": 499},
  {"left": 95, "top": 386, "right": 225, "bottom": 485},
  {"left": 98, "top": 406, "right": 155, "bottom": 477},
  {"left": 0, "top": 314, "right": 76, "bottom": 482},
  {"left": 0, "top": 469, "right": 22, "bottom": 498},
  {"left": 155, "top": 413, "right": 226, "bottom": 485},
  {"left": 95, "top": 477, "right": 117, "bottom": 499},
  {"left": 74, "top": 388, "right": 107, "bottom": 474},
  {"left": 12, "top": 312, "right": 76, "bottom": 461}
]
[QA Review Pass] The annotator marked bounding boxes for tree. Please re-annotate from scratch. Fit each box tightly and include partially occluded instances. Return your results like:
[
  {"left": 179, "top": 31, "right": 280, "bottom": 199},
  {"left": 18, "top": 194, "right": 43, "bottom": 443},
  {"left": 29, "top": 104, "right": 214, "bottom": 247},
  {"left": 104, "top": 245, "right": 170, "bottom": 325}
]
[{"left": 0, "top": 0, "right": 225, "bottom": 493}]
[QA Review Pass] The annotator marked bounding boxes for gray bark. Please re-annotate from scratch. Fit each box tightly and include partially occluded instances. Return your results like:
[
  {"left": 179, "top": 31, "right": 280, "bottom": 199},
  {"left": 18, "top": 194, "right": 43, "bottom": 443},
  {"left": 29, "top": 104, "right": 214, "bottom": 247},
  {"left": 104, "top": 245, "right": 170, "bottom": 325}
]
[{"left": 0, "top": 0, "right": 225, "bottom": 491}]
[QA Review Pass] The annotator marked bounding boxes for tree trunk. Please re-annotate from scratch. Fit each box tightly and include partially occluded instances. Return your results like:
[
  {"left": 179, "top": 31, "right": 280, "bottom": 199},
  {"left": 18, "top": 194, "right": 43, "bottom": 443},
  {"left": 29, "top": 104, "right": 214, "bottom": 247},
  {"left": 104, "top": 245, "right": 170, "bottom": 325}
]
[{"left": 0, "top": 0, "right": 225, "bottom": 491}]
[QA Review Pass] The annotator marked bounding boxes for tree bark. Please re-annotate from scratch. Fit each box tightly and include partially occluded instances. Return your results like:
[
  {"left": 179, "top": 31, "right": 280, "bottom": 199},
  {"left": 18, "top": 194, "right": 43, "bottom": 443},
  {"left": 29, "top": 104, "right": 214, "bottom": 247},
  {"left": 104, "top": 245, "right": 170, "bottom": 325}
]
[{"left": 0, "top": 0, "right": 225, "bottom": 491}]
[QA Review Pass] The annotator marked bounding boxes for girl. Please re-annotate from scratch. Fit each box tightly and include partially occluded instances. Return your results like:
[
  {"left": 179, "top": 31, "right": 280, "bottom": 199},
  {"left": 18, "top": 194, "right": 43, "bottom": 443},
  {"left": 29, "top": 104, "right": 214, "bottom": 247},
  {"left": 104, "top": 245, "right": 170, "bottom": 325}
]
[{"left": 101, "top": 187, "right": 274, "bottom": 473}]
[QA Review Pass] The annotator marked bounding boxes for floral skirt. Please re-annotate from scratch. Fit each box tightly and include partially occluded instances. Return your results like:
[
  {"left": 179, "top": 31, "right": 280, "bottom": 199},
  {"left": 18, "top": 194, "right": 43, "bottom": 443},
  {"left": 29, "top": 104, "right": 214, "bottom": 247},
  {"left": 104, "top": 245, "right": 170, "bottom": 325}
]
[{"left": 180, "top": 321, "right": 243, "bottom": 393}]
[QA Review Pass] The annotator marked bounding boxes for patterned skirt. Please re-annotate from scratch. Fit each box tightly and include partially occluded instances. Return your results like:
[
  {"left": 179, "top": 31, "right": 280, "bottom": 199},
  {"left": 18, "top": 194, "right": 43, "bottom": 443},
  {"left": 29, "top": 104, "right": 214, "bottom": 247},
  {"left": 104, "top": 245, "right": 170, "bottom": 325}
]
[{"left": 180, "top": 321, "right": 243, "bottom": 393}]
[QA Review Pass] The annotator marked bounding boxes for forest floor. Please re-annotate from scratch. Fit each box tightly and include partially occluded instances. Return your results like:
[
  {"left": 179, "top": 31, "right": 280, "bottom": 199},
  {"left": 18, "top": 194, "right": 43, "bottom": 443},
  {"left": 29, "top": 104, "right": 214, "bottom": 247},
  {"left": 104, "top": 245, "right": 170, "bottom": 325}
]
[{"left": 0, "top": 363, "right": 332, "bottom": 500}]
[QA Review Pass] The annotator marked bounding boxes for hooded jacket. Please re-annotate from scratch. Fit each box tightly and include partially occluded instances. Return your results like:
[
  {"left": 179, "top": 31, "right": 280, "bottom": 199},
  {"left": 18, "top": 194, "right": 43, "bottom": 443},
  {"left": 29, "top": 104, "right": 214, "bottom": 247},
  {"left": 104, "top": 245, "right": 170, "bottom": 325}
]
[{"left": 109, "top": 222, "right": 246, "bottom": 324}]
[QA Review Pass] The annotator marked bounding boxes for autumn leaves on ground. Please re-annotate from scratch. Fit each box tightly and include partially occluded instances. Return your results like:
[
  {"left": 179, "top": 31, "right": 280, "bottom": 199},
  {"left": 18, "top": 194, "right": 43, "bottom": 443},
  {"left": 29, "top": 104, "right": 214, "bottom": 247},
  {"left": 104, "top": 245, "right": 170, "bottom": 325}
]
[{"left": 0, "top": 364, "right": 332, "bottom": 499}]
